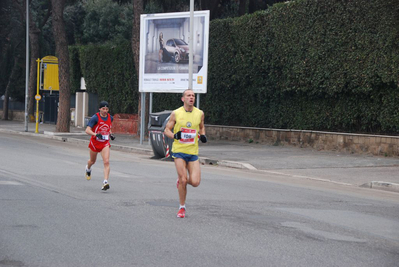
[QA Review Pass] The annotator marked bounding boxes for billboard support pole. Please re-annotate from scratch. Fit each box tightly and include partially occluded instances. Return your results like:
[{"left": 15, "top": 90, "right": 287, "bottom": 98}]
[
  {"left": 149, "top": 92, "right": 153, "bottom": 114},
  {"left": 189, "top": 0, "right": 200, "bottom": 108},
  {"left": 188, "top": 0, "right": 194, "bottom": 91},
  {"left": 140, "top": 92, "right": 146, "bottom": 145},
  {"left": 148, "top": 92, "right": 153, "bottom": 145}
]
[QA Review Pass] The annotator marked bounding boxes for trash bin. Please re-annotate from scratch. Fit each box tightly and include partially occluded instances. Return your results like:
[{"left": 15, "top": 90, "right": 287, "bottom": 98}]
[
  {"left": 84, "top": 116, "right": 91, "bottom": 127},
  {"left": 148, "top": 110, "right": 174, "bottom": 159}
]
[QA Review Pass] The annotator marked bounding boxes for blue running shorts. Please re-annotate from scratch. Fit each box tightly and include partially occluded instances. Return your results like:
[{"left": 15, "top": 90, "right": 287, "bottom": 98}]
[{"left": 172, "top": 152, "right": 199, "bottom": 163}]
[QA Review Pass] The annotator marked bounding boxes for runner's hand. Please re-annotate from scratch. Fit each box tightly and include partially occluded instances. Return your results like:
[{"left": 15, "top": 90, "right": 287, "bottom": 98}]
[
  {"left": 95, "top": 133, "right": 103, "bottom": 139},
  {"left": 199, "top": 134, "right": 207, "bottom": 143},
  {"left": 174, "top": 131, "right": 182, "bottom": 140},
  {"left": 110, "top": 134, "right": 115, "bottom": 141}
]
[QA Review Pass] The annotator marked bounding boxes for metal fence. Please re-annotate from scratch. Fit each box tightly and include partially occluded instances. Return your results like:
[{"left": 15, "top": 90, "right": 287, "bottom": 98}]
[{"left": 0, "top": 100, "right": 29, "bottom": 111}]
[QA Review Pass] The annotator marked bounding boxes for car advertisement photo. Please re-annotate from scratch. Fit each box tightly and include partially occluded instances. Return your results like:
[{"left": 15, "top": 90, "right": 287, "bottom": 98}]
[{"left": 139, "top": 11, "right": 210, "bottom": 93}]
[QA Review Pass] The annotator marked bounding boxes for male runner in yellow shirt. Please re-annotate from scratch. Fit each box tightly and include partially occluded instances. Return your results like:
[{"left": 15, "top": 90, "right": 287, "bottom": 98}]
[{"left": 164, "top": 89, "right": 207, "bottom": 218}]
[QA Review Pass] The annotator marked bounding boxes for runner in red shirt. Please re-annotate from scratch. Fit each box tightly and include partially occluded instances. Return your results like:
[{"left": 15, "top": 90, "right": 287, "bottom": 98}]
[{"left": 85, "top": 101, "right": 115, "bottom": 190}]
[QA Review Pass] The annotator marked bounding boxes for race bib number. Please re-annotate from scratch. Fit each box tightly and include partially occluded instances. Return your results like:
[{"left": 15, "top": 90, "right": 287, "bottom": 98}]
[
  {"left": 96, "top": 134, "right": 109, "bottom": 141},
  {"left": 179, "top": 128, "right": 196, "bottom": 144}
]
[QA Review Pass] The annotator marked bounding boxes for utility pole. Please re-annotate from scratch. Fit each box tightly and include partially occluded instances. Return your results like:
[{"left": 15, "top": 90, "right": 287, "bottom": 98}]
[{"left": 24, "top": 0, "right": 29, "bottom": 131}]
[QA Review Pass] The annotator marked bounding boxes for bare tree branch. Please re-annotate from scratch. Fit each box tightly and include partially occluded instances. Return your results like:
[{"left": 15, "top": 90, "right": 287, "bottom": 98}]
[{"left": 39, "top": 3, "right": 52, "bottom": 29}]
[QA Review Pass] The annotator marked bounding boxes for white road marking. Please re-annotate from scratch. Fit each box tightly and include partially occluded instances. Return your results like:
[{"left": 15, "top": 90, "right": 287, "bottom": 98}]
[
  {"left": 261, "top": 170, "right": 353, "bottom": 186},
  {"left": 0, "top": 181, "right": 23, "bottom": 185}
]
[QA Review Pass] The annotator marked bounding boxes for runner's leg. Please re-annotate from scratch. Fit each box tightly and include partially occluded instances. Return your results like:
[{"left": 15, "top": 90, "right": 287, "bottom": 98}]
[
  {"left": 101, "top": 146, "right": 110, "bottom": 180},
  {"left": 187, "top": 160, "right": 201, "bottom": 187},
  {"left": 87, "top": 149, "right": 98, "bottom": 169},
  {"left": 174, "top": 158, "right": 188, "bottom": 206}
]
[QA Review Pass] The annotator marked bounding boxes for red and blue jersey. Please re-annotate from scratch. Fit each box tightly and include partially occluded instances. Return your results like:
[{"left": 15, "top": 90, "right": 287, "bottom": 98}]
[{"left": 88, "top": 113, "right": 113, "bottom": 152}]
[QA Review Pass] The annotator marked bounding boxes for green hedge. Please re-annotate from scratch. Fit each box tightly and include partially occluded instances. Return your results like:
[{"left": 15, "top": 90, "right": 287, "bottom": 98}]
[
  {"left": 69, "top": 46, "right": 81, "bottom": 94},
  {"left": 201, "top": 0, "right": 399, "bottom": 133},
  {"left": 69, "top": 0, "right": 399, "bottom": 134},
  {"left": 69, "top": 41, "right": 139, "bottom": 114}
]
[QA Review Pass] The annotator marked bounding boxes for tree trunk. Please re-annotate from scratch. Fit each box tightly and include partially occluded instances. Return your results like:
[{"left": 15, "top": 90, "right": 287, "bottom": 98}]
[
  {"left": 132, "top": 0, "right": 142, "bottom": 88},
  {"left": 249, "top": 0, "right": 274, "bottom": 13},
  {"left": 2, "top": 55, "right": 21, "bottom": 120},
  {"left": 28, "top": 29, "right": 39, "bottom": 120},
  {"left": 50, "top": 0, "right": 70, "bottom": 132},
  {"left": 28, "top": 6, "right": 50, "bottom": 120},
  {"left": 248, "top": 0, "right": 256, "bottom": 13},
  {"left": 3, "top": 90, "right": 9, "bottom": 120},
  {"left": 12, "top": 0, "right": 50, "bottom": 119},
  {"left": 239, "top": 0, "right": 247, "bottom": 16},
  {"left": 0, "top": 0, "right": 12, "bottom": 92},
  {"left": 199, "top": 0, "right": 221, "bottom": 20},
  {"left": 132, "top": 0, "right": 149, "bottom": 137}
]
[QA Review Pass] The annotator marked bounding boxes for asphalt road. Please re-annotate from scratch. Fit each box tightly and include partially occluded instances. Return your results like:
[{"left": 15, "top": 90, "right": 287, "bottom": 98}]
[{"left": 1, "top": 133, "right": 398, "bottom": 267}]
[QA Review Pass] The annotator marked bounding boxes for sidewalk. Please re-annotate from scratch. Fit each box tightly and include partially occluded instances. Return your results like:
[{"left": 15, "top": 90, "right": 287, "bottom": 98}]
[{"left": 1, "top": 120, "right": 399, "bottom": 194}]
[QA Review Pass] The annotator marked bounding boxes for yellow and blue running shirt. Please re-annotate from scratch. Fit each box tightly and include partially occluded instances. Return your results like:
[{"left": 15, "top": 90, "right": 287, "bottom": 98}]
[{"left": 172, "top": 106, "right": 203, "bottom": 155}]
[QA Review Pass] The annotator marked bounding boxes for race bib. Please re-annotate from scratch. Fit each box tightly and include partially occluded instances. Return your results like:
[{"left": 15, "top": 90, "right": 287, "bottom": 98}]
[
  {"left": 96, "top": 133, "right": 109, "bottom": 141},
  {"left": 179, "top": 128, "right": 197, "bottom": 144}
]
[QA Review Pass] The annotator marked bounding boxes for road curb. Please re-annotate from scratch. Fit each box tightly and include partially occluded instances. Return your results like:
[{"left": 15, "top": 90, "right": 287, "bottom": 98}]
[
  {"left": 199, "top": 157, "right": 218, "bottom": 166},
  {"left": 0, "top": 128, "right": 61, "bottom": 140},
  {"left": 0, "top": 129, "right": 153, "bottom": 155},
  {"left": 62, "top": 137, "right": 153, "bottom": 155},
  {"left": 44, "top": 131, "right": 86, "bottom": 136},
  {"left": 218, "top": 160, "right": 257, "bottom": 170},
  {"left": 111, "top": 144, "right": 153, "bottom": 155},
  {"left": 360, "top": 181, "right": 399, "bottom": 193},
  {"left": 199, "top": 157, "right": 257, "bottom": 170}
]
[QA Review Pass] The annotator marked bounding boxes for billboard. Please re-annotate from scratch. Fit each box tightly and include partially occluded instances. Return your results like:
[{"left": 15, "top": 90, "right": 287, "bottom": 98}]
[{"left": 139, "top": 11, "right": 210, "bottom": 93}]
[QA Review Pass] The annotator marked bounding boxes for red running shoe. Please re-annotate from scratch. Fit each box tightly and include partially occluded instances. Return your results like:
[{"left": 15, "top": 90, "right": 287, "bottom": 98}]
[{"left": 177, "top": 208, "right": 186, "bottom": 218}]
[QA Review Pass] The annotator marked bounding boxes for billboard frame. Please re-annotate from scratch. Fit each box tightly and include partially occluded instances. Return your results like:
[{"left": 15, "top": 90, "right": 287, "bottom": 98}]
[{"left": 139, "top": 11, "right": 210, "bottom": 93}]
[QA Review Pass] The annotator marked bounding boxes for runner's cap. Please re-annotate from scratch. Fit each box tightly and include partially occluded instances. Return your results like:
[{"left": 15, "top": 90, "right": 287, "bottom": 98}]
[{"left": 99, "top": 101, "right": 109, "bottom": 108}]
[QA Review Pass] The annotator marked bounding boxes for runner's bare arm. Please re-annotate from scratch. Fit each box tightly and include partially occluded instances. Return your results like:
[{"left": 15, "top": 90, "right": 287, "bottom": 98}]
[
  {"left": 199, "top": 111, "right": 205, "bottom": 135},
  {"left": 85, "top": 126, "right": 96, "bottom": 137},
  {"left": 164, "top": 111, "right": 176, "bottom": 139}
]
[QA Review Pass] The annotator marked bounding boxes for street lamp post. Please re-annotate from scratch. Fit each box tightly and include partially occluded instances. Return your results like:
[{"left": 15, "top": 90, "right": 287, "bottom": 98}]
[{"left": 24, "top": 0, "right": 29, "bottom": 131}]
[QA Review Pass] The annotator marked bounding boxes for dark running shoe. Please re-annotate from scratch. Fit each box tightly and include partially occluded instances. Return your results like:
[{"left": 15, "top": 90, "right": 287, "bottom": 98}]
[
  {"left": 85, "top": 166, "right": 91, "bottom": 181},
  {"left": 102, "top": 183, "right": 110, "bottom": 191}
]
